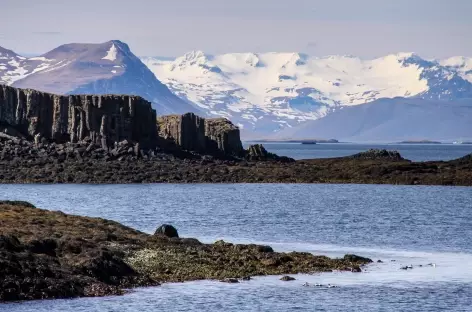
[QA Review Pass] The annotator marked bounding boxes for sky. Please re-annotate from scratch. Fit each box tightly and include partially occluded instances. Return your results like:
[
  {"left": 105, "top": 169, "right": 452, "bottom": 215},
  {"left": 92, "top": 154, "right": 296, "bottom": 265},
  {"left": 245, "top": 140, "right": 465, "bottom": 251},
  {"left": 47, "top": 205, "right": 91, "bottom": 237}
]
[{"left": 1, "top": 0, "right": 471, "bottom": 59}]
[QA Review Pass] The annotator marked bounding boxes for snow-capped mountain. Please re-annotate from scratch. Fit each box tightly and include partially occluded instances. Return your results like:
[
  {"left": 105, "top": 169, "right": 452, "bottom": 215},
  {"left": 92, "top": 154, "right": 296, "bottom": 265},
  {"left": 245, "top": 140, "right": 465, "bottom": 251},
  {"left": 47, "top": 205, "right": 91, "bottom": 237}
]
[
  {"left": 272, "top": 98, "right": 472, "bottom": 143},
  {"left": 440, "top": 56, "right": 472, "bottom": 83},
  {"left": 0, "top": 40, "right": 199, "bottom": 115},
  {"left": 2, "top": 41, "right": 471, "bottom": 139},
  {"left": 142, "top": 52, "right": 472, "bottom": 135}
]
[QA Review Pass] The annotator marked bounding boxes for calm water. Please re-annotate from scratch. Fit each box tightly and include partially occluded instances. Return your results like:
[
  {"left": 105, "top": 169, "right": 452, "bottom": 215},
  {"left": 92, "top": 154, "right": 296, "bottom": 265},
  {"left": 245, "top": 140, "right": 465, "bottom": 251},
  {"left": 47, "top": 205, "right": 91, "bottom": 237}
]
[
  {"left": 2, "top": 184, "right": 472, "bottom": 311},
  {"left": 245, "top": 143, "right": 472, "bottom": 161}
]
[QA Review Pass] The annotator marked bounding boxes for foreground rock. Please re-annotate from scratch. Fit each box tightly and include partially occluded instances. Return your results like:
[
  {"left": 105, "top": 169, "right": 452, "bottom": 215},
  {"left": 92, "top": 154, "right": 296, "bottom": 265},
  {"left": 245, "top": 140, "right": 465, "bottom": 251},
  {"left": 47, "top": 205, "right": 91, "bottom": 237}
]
[
  {"left": 154, "top": 224, "right": 179, "bottom": 238},
  {"left": 0, "top": 201, "right": 372, "bottom": 302}
]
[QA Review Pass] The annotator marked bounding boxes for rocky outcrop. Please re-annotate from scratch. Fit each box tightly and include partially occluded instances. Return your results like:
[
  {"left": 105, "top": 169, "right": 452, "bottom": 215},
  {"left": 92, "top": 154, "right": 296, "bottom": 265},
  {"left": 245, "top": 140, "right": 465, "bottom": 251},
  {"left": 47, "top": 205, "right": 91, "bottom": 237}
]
[
  {"left": 348, "top": 149, "right": 405, "bottom": 161},
  {"left": 0, "top": 85, "right": 157, "bottom": 149},
  {"left": 205, "top": 118, "right": 243, "bottom": 156},
  {"left": 157, "top": 113, "right": 244, "bottom": 156},
  {"left": 246, "top": 144, "right": 294, "bottom": 162},
  {"left": 157, "top": 113, "right": 206, "bottom": 153},
  {"left": 1, "top": 201, "right": 373, "bottom": 302}
]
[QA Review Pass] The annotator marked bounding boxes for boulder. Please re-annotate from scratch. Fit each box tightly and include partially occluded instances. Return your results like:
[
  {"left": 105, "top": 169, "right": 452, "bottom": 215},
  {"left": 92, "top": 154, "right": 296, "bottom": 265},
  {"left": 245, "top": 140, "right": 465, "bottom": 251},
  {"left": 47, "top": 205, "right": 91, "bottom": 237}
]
[
  {"left": 246, "top": 144, "right": 294, "bottom": 162},
  {"left": 154, "top": 224, "right": 179, "bottom": 238},
  {"left": 280, "top": 276, "right": 296, "bottom": 281},
  {"left": 343, "top": 254, "right": 373, "bottom": 263}
]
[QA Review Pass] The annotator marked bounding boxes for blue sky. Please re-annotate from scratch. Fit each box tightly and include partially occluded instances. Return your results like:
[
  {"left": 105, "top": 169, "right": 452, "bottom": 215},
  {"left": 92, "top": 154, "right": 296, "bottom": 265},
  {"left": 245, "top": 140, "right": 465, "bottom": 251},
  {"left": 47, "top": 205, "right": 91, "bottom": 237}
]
[{"left": 1, "top": 0, "right": 471, "bottom": 58}]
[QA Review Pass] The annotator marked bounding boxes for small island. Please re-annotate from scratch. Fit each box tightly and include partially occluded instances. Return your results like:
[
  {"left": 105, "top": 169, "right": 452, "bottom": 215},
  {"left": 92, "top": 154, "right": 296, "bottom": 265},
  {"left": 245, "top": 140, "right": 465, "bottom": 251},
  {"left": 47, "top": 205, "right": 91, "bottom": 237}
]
[
  {"left": 247, "top": 139, "right": 340, "bottom": 144},
  {"left": 396, "top": 140, "right": 442, "bottom": 144}
]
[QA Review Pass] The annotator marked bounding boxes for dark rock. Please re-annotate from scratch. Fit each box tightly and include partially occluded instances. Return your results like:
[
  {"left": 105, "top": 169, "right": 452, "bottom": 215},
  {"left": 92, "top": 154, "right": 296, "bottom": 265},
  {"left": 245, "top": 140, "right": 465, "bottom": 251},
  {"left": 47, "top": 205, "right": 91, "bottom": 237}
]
[
  {"left": 205, "top": 118, "right": 244, "bottom": 156},
  {"left": 246, "top": 144, "right": 294, "bottom": 162},
  {"left": 377, "top": 260, "right": 383, "bottom": 263},
  {"left": 157, "top": 113, "right": 244, "bottom": 157},
  {"left": 257, "top": 245, "right": 274, "bottom": 253},
  {"left": 220, "top": 278, "right": 239, "bottom": 283},
  {"left": 180, "top": 238, "right": 202, "bottom": 246},
  {"left": 28, "top": 239, "right": 58, "bottom": 257},
  {"left": 0, "top": 234, "right": 23, "bottom": 251},
  {"left": 343, "top": 254, "right": 373, "bottom": 263},
  {"left": 154, "top": 224, "right": 179, "bottom": 238},
  {"left": 157, "top": 113, "right": 207, "bottom": 153},
  {"left": 348, "top": 149, "right": 405, "bottom": 161},
  {"left": 280, "top": 276, "right": 296, "bottom": 281},
  {"left": 0, "top": 85, "right": 157, "bottom": 149},
  {"left": 79, "top": 250, "right": 138, "bottom": 285},
  {"left": 0, "top": 200, "right": 36, "bottom": 208}
]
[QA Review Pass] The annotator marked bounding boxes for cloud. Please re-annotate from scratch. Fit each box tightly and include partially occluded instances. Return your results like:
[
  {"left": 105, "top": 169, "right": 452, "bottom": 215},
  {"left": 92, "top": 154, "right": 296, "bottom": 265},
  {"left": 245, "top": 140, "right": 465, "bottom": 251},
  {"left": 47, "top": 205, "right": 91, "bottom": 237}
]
[{"left": 32, "top": 31, "right": 62, "bottom": 36}]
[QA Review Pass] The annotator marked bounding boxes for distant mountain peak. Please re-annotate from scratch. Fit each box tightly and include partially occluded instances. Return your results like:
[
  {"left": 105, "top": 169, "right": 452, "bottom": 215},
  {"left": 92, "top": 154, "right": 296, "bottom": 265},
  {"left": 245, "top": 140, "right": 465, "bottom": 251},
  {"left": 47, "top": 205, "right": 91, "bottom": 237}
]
[
  {"left": 0, "top": 40, "right": 201, "bottom": 116},
  {"left": 393, "top": 52, "right": 418, "bottom": 59},
  {"left": 102, "top": 43, "right": 118, "bottom": 61},
  {"left": 181, "top": 50, "right": 209, "bottom": 63}
]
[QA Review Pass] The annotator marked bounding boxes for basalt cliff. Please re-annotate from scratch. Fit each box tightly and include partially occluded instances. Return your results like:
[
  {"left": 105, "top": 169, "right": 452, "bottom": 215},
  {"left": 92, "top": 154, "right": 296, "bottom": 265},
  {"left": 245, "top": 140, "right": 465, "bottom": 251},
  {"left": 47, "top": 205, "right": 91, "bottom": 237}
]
[{"left": 0, "top": 85, "right": 246, "bottom": 157}]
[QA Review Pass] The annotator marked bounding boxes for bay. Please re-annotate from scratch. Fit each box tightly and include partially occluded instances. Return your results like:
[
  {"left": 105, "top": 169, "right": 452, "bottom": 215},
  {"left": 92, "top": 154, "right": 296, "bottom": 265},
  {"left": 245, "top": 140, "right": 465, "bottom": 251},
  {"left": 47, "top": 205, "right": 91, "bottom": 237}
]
[{"left": 1, "top": 183, "right": 472, "bottom": 311}]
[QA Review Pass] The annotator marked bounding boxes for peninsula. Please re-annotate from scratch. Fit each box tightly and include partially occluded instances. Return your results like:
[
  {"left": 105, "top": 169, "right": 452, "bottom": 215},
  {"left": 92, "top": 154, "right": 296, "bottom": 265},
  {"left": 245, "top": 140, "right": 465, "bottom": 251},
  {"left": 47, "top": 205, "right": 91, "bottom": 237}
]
[{"left": 0, "top": 201, "right": 372, "bottom": 301}]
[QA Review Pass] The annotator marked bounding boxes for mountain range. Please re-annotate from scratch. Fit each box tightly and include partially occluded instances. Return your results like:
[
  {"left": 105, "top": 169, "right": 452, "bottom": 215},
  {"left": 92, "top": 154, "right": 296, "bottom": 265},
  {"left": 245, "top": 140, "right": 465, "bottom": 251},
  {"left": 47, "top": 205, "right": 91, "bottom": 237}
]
[
  {"left": 142, "top": 51, "right": 472, "bottom": 137},
  {"left": 1, "top": 40, "right": 471, "bottom": 141}
]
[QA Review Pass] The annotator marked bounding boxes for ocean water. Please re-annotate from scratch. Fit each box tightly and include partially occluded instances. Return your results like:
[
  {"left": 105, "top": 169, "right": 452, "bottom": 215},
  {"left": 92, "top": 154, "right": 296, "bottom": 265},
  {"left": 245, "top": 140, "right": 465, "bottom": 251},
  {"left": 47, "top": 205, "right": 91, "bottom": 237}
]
[
  {"left": 247, "top": 143, "right": 472, "bottom": 161},
  {"left": 1, "top": 184, "right": 472, "bottom": 311}
]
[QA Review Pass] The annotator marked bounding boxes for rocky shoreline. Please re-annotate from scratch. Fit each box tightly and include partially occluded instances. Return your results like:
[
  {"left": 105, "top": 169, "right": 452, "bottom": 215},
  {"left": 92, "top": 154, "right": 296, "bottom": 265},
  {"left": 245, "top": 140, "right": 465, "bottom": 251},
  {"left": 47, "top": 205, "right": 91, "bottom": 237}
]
[
  {"left": 0, "top": 201, "right": 372, "bottom": 302},
  {"left": 1, "top": 85, "right": 471, "bottom": 185},
  {"left": 0, "top": 133, "right": 471, "bottom": 185}
]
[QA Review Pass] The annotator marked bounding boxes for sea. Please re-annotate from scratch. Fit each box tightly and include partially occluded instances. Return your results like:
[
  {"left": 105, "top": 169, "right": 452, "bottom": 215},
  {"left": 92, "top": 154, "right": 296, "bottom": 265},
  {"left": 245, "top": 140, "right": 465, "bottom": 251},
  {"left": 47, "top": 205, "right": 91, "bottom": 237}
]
[
  {"left": 1, "top": 144, "right": 472, "bottom": 312},
  {"left": 247, "top": 142, "right": 472, "bottom": 161}
]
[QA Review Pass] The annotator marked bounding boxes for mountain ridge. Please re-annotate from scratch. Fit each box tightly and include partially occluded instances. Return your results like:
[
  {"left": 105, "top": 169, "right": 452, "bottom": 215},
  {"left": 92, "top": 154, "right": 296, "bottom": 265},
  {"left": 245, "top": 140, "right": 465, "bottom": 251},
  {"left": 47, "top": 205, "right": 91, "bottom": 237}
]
[
  {"left": 0, "top": 40, "right": 201, "bottom": 115},
  {"left": 142, "top": 51, "right": 472, "bottom": 135}
]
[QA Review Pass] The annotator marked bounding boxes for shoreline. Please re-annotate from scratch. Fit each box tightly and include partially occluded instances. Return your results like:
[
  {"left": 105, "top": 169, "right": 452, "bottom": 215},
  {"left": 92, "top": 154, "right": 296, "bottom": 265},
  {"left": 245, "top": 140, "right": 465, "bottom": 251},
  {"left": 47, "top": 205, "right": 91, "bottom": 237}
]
[
  {"left": 1, "top": 152, "right": 471, "bottom": 186},
  {"left": 0, "top": 201, "right": 372, "bottom": 302}
]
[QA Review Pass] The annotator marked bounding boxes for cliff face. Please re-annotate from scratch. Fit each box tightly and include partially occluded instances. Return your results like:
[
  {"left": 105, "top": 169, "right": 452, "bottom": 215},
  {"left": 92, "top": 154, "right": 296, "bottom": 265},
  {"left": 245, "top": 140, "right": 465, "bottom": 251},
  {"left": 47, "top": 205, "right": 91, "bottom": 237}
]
[
  {"left": 0, "top": 85, "right": 157, "bottom": 149},
  {"left": 157, "top": 113, "right": 206, "bottom": 153},
  {"left": 1, "top": 85, "right": 245, "bottom": 157},
  {"left": 157, "top": 113, "right": 243, "bottom": 156},
  {"left": 205, "top": 118, "right": 243, "bottom": 156}
]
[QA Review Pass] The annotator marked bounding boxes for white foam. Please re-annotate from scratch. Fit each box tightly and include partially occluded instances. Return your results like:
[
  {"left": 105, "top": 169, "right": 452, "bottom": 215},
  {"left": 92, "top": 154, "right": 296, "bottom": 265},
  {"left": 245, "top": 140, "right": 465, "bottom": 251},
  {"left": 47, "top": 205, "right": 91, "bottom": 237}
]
[{"left": 196, "top": 237, "right": 472, "bottom": 286}]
